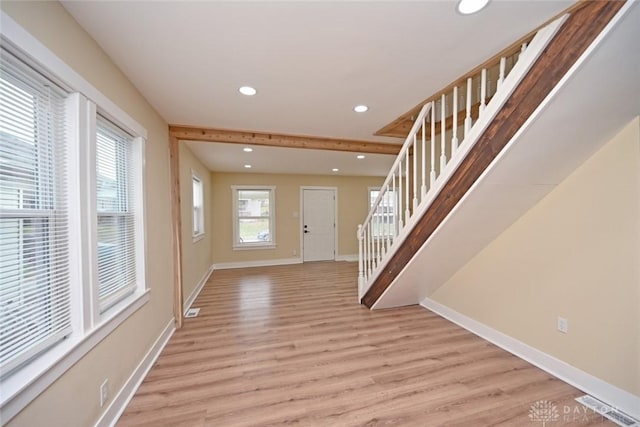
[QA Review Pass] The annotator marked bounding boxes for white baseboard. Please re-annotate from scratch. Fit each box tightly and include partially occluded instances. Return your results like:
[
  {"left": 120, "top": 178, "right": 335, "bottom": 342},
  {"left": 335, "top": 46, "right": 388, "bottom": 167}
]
[
  {"left": 335, "top": 254, "right": 358, "bottom": 262},
  {"left": 421, "top": 298, "right": 640, "bottom": 421},
  {"left": 95, "top": 319, "right": 175, "bottom": 427},
  {"left": 213, "top": 257, "right": 302, "bottom": 270},
  {"left": 183, "top": 264, "right": 214, "bottom": 314}
]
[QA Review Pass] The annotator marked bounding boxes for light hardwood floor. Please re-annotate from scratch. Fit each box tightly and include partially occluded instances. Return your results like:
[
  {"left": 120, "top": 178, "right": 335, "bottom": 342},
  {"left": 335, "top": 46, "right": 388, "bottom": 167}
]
[{"left": 118, "top": 262, "right": 612, "bottom": 426}]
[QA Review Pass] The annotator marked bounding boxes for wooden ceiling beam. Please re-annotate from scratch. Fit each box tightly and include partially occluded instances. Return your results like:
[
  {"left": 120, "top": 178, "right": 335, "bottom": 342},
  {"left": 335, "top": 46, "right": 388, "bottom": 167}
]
[{"left": 169, "top": 125, "right": 401, "bottom": 155}]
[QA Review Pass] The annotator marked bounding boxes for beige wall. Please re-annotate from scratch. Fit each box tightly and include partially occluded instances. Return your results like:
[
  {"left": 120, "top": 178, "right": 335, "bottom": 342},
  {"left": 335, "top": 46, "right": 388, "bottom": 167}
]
[
  {"left": 432, "top": 117, "right": 640, "bottom": 395},
  {"left": 211, "top": 172, "right": 384, "bottom": 264},
  {"left": 180, "top": 144, "right": 213, "bottom": 305},
  {"left": 2, "top": 2, "right": 174, "bottom": 426}
]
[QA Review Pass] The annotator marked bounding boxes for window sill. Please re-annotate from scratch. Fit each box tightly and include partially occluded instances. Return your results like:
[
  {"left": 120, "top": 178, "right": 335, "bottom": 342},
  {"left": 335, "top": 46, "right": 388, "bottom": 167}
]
[
  {"left": 233, "top": 244, "right": 276, "bottom": 251},
  {"left": 192, "top": 233, "right": 206, "bottom": 243},
  {"left": 1, "top": 289, "right": 150, "bottom": 423}
]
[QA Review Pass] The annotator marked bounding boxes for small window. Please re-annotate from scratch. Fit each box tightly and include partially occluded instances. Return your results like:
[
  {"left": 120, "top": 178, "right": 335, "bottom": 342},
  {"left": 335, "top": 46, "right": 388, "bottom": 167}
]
[
  {"left": 369, "top": 187, "right": 398, "bottom": 238},
  {"left": 192, "top": 174, "right": 204, "bottom": 239},
  {"left": 232, "top": 186, "right": 275, "bottom": 249}
]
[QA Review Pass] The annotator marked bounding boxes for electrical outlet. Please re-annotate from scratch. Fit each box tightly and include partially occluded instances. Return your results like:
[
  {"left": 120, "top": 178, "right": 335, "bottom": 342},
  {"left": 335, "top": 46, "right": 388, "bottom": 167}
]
[
  {"left": 292, "top": 249, "right": 297, "bottom": 256},
  {"left": 100, "top": 379, "right": 109, "bottom": 407},
  {"left": 557, "top": 317, "right": 568, "bottom": 334}
]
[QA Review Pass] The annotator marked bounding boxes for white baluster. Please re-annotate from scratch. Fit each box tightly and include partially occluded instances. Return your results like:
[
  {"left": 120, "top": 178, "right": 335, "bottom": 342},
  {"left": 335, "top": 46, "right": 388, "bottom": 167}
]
[
  {"left": 397, "top": 161, "right": 403, "bottom": 230},
  {"left": 392, "top": 172, "right": 397, "bottom": 237},
  {"left": 452, "top": 86, "right": 459, "bottom": 153},
  {"left": 498, "top": 57, "right": 506, "bottom": 89},
  {"left": 366, "top": 229, "right": 371, "bottom": 282},
  {"left": 384, "top": 190, "right": 390, "bottom": 253},
  {"left": 521, "top": 42, "right": 527, "bottom": 54},
  {"left": 412, "top": 134, "right": 418, "bottom": 210},
  {"left": 430, "top": 101, "right": 436, "bottom": 186},
  {"left": 421, "top": 115, "right": 426, "bottom": 198},
  {"left": 465, "top": 77, "right": 472, "bottom": 134},
  {"left": 480, "top": 68, "right": 487, "bottom": 113},
  {"left": 362, "top": 223, "right": 366, "bottom": 275},
  {"left": 405, "top": 151, "right": 410, "bottom": 222},
  {"left": 366, "top": 224, "right": 370, "bottom": 278},
  {"left": 440, "top": 94, "right": 447, "bottom": 172},
  {"left": 376, "top": 205, "right": 381, "bottom": 264},
  {"left": 357, "top": 224, "right": 364, "bottom": 294}
]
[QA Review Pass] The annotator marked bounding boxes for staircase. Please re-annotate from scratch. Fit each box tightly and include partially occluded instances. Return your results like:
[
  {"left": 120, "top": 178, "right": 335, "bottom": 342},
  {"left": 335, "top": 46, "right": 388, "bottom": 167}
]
[{"left": 358, "top": 0, "right": 628, "bottom": 309}]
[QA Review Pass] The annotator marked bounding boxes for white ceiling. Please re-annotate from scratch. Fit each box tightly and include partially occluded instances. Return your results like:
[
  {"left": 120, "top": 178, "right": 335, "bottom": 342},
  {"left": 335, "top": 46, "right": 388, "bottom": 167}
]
[{"left": 62, "top": 0, "right": 574, "bottom": 176}]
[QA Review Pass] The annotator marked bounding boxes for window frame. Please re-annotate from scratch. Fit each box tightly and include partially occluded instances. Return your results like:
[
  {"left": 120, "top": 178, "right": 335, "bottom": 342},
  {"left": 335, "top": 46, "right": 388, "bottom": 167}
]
[
  {"left": 0, "top": 13, "right": 149, "bottom": 422},
  {"left": 191, "top": 172, "right": 205, "bottom": 241},
  {"left": 231, "top": 185, "right": 276, "bottom": 250}
]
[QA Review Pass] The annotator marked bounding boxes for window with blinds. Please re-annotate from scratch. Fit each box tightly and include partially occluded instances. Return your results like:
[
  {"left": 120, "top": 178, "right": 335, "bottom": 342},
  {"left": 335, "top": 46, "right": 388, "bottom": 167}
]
[
  {"left": 1, "top": 22, "right": 149, "bottom": 419},
  {"left": 0, "top": 49, "right": 72, "bottom": 375},
  {"left": 95, "top": 117, "right": 137, "bottom": 312},
  {"left": 192, "top": 174, "right": 204, "bottom": 238}
]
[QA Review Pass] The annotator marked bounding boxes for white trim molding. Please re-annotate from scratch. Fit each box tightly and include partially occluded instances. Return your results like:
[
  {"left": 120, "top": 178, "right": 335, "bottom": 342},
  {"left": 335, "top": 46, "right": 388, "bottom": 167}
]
[
  {"left": 213, "top": 257, "right": 302, "bottom": 271},
  {"left": 95, "top": 319, "right": 175, "bottom": 427},
  {"left": 183, "top": 264, "right": 214, "bottom": 314},
  {"left": 421, "top": 298, "right": 640, "bottom": 421},
  {"left": 335, "top": 254, "right": 358, "bottom": 262}
]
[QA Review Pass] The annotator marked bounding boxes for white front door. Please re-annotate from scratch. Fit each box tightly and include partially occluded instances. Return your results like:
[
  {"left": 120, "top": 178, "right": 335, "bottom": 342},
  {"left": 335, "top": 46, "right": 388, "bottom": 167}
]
[{"left": 302, "top": 188, "right": 336, "bottom": 262}]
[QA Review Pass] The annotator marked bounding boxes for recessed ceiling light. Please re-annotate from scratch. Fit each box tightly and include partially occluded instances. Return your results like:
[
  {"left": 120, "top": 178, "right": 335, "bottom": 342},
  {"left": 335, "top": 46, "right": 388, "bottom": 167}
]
[
  {"left": 457, "top": 0, "right": 489, "bottom": 15},
  {"left": 357, "top": 155, "right": 366, "bottom": 159},
  {"left": 332, "top": 168, "right": 339, "bottom": 172},
  {"left": 243, "top": 147, "right": 253, "bottom": 152},
  {"left": 244, "top": 164, "right": 252, "bottom": 169},
  {"left": 239, "top": 86, "right": 257, "bottom": 96},
  {"left": 353, "top": 105, "right": 368, "bottom": 113}
]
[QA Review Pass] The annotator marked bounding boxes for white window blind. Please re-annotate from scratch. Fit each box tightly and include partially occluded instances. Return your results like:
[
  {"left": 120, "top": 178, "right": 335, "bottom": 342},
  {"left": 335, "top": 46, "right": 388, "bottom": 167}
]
[
  {"left": 192, "top": 175, "right": 204, "bottom": 237},
  {"left": 0, "top": 48, "right": 71, "bottom": 375},
  {"left": 95, "top": 116, "right": 136, "bottom": 312}
]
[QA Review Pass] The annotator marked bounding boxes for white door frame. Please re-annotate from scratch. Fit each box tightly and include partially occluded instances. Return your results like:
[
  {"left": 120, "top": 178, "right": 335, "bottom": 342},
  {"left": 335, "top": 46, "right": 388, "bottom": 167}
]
[{"left": 300, "top": 186, "right": 338, "bottom": 262}]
